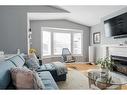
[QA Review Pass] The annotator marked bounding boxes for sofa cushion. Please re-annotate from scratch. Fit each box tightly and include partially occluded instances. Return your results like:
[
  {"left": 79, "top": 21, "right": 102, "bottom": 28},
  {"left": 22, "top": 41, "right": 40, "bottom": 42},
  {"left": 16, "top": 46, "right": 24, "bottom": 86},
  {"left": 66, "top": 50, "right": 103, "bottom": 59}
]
[
  {"left": 37, "top": 71, "right": 59, "bottom": 90},
  {"left": 36, "top": 63, "right": 67, "bottom": 82},
  {"left": 0, "top": 60, "right": 16, "bottom": 89},
  {"left": 33, "top": 71, "right": 45, "bottom": 89},
  {"left": 9, "top": 54, "right": 25, "bottom": 67},
  {"left": 18, "top": 53, "right": 25, "bottom": 62}
]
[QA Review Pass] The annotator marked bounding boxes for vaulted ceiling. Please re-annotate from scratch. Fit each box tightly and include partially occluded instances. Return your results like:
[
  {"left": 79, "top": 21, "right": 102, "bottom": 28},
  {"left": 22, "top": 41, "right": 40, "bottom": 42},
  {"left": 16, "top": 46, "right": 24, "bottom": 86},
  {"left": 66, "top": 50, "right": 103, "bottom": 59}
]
[{"left": 28, "top": 5, "right": 126, "bottom": 26}]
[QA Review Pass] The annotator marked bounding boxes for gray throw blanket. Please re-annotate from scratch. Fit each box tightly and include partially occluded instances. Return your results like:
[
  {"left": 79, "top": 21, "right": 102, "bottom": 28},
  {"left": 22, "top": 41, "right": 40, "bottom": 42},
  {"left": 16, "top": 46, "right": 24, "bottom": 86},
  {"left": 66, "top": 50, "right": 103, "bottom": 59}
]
[{"left": 52, "top": 62, "right": 67, "bottom": 76}]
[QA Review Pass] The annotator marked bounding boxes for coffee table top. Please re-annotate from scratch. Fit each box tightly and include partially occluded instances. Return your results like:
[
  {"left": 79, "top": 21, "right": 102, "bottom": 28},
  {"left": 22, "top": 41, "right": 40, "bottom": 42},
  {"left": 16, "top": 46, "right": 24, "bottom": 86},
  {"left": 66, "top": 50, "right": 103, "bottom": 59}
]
[{"left": 87, "top": 69, "right": 127, "bottom": 85}]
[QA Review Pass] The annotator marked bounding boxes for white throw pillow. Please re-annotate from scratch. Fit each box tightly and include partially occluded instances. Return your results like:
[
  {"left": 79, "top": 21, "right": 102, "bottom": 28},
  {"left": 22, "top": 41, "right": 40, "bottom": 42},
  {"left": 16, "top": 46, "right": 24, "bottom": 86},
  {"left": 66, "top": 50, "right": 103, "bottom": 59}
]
[{"left": 66, "top": 55, "right": 73, "bottom": 62}]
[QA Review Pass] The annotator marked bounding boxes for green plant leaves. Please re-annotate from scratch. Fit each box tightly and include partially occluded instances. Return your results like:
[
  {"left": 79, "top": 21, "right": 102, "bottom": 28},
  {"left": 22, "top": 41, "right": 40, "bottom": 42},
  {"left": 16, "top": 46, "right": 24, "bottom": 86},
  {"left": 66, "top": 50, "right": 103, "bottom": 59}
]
[{"left": 96, "top": 57, "right": 114, "bottom": 71}]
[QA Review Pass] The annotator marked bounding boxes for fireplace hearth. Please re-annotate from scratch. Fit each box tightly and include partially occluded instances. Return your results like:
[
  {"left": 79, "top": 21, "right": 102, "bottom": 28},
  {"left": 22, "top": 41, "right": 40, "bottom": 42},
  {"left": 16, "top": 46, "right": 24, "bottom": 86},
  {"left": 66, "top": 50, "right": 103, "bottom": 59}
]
[{"left": 111, "top": 55, "right": 127, "bottom": 75}]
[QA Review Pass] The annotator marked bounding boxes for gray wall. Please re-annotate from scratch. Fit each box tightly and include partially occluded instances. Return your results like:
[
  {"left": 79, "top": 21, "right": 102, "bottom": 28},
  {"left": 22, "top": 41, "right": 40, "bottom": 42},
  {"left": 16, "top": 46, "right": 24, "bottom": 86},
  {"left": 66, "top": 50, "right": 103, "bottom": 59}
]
[
  {"left": 0, "top": 6, "right": 68, "bottom": 54},
  {"left": 30, "top": 19, "right": 90, "bottom": 62},
  {"left": 90, "top": 23, "right": 103, "bottom": 60},
  {"left": 90, "top": 7, "right": 127, "bottom": 60},
  {"left": 90, "top": 23, "right": 103, "bottom": 46}
]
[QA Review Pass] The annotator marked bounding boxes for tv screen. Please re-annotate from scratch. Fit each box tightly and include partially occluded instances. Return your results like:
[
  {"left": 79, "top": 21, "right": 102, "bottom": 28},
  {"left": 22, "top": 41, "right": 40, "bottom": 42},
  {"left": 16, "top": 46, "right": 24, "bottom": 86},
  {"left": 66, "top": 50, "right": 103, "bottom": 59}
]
[{"left": 104, "top": 12, "right": 127, "bottom": 38}]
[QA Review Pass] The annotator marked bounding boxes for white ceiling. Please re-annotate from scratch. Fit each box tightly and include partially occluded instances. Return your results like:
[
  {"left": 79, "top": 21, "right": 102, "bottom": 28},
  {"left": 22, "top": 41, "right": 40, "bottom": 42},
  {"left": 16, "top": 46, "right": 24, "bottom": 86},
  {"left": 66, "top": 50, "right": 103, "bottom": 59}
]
[{"left": 28, "top": 5, "right": 126, "bottom": 26}]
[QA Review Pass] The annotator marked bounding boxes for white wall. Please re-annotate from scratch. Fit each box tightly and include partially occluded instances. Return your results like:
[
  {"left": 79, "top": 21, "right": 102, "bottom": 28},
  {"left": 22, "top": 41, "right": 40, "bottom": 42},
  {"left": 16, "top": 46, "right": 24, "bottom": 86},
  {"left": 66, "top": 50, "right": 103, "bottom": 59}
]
[
  {"left": 30, "top": 19, "right": 90, "bottom": 62},
  {"left": 0, "top": 6, "right": 68, "bottom": 54}
]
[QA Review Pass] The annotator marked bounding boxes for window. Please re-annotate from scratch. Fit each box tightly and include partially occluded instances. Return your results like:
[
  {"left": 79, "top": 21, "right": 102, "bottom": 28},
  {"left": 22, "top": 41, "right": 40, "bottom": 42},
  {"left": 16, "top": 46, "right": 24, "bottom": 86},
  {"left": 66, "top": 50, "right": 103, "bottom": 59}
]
[
  {"left": 41, "top": 28, "right": 83, "bottom": 57},
  {"left": 42, "top": 31, "right": 51, "bottom": 56},
  {"left": 54, "top": 33, "right": 71, "bottom": 55},
  {"left": 73, "top": 33, "right": 82, "bottom": 55}
]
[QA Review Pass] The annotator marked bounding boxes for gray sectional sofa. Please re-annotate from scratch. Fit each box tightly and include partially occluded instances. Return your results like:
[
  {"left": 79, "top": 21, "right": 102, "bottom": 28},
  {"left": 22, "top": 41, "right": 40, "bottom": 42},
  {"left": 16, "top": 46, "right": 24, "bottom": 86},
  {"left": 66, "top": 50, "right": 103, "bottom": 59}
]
[
  {"left": 36, "top": 63, "right": 67, "bottom": 82},
  {"left": 0, "top": 54, "right": 59, "bottom": 89}
]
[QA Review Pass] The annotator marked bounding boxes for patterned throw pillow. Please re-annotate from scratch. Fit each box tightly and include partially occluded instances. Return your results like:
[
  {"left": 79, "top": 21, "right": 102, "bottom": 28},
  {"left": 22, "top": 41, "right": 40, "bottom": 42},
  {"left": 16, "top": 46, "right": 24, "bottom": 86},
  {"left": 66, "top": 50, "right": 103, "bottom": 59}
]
[
  {"left": 25, "top": 58, "right": 40, "bottom": 70},
  {"left": 29, "top": 53, "right": 39, "bottom": 63},
  {"left": 10, "top": 67, "right": 44, "bottom": 89}
]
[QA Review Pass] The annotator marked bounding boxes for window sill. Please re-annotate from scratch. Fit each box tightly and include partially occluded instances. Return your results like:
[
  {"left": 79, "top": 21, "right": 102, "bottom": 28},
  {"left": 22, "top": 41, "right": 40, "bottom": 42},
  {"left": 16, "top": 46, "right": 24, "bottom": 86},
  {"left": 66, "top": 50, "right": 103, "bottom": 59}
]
[
  {"left": 42, "top": 54, "right": 83, "bottom": 59},
  {"left": 73, "top": 54, "right": 83, "bottom": 56},
  {"left": 42, "top": 55, "right": 61, "bottom": 59}
]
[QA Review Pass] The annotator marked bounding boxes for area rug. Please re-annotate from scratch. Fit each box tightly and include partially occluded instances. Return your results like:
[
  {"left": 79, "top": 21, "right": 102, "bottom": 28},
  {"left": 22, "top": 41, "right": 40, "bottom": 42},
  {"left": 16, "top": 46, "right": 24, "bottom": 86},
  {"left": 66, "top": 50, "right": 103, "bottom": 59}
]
[
  {"left": 56, "top": 68, "right": 90, "bottom": 90},
  {"left": 56, "top": 64, "right": 127, "bottom": 90}
]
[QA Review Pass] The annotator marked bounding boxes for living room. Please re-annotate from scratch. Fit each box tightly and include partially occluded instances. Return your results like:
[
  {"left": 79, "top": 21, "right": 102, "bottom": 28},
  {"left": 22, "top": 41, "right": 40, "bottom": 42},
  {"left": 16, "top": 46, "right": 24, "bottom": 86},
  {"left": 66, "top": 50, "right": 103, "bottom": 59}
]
[{"left": 1, "top": 3, "right": 127, "bottom": 94}]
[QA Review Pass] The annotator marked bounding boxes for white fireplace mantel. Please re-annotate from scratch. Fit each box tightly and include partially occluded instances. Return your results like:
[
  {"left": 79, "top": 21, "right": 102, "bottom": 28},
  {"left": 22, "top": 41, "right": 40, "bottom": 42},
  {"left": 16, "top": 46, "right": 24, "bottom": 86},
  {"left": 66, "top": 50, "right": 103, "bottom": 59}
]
[
  {"left": 102, "top": 45, "right": 127, "bottom": 57},
  {"left": 91, "top": 45, "right": 127, "bottom": 61}
]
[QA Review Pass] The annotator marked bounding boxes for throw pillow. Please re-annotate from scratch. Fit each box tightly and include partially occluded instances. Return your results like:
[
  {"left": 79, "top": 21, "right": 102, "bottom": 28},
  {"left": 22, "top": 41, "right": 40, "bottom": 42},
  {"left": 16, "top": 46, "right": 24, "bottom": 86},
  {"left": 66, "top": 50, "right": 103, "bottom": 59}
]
[
  {"left": 25, "top": 58, "right": 40, "bottom": 70},
  {"left": 66, "top": 55, "right": 73, "bottom": 62},
  {"left": 29, "top": 53, "right": 39, "bottom": 63},
  {"left": 10, "top": 67, "right": 44, "bottom": 89},
  {"left": 10, "top": 67, "right": 34, "bottom": 89}
]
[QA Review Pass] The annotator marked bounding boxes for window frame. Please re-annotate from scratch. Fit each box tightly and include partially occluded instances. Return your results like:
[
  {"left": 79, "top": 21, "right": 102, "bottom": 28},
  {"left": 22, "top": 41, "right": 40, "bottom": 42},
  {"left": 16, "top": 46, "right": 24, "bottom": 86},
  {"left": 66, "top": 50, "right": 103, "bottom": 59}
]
[
  {"left": 42, "top": 31, "right": 51, "bottom": 56},
  {"left": 53, "top": 31, "right": 71, "bottom": 56},
  {"left": 72, "top": 32, "right": 83, "bottom": 56},
  {"left": 41, "top": 27, "right": 83, "bottom": 58}
]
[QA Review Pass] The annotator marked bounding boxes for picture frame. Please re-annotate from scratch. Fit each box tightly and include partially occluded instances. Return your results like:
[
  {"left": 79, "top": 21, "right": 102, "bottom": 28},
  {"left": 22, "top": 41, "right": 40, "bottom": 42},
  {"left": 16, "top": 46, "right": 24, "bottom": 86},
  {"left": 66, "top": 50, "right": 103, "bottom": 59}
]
[{"left": 93, "top": 32, "right": 100, "bottom": 44}]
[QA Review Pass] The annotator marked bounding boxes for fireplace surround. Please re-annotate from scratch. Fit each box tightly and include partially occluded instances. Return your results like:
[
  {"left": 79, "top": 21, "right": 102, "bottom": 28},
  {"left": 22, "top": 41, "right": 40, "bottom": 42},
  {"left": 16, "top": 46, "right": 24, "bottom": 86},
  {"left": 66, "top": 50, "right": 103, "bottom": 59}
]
[{"left": 111, "top": 55, "right": 127, "bottom": 75}]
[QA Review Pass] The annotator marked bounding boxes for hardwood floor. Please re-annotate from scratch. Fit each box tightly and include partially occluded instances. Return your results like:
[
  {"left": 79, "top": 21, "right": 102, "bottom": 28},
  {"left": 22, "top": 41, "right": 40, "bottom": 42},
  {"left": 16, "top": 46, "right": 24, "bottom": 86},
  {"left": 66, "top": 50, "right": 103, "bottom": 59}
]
[
  {"left": 66, "top": 63, "right": 127, "bottom": 90},
  {"left": 66, "top": 63, "right": 96, "bottom": 71}
]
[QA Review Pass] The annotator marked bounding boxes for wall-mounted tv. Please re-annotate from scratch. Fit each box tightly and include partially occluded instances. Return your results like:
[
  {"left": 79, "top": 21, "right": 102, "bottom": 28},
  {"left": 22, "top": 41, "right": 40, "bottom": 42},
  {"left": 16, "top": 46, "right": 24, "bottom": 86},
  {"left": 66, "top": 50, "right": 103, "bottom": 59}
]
[{"left": 104, "top": 12, "right": 127, "bottom": 38}]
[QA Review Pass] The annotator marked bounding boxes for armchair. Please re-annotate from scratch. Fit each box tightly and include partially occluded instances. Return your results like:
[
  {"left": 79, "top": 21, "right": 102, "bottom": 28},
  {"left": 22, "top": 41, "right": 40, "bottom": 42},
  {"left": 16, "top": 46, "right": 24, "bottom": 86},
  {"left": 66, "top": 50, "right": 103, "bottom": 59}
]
[{"left": 61, "top": 48, "right": 75, "bottom": 63}]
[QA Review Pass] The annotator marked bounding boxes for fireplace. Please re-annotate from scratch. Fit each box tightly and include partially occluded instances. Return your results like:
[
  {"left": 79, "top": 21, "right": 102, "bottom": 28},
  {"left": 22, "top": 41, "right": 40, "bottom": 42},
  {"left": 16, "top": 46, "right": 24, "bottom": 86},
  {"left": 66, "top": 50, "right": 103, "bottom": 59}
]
[{"left": 111, "top": 55, "right": 127, "bottom": 75}]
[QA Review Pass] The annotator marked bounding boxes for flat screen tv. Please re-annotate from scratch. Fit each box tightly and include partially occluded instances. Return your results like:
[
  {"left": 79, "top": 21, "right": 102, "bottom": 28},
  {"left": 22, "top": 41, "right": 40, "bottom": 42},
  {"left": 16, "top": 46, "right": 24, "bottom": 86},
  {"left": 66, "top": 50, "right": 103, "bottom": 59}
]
[{"left": 104, "top": 12, "right": 127, "bottom": 38}]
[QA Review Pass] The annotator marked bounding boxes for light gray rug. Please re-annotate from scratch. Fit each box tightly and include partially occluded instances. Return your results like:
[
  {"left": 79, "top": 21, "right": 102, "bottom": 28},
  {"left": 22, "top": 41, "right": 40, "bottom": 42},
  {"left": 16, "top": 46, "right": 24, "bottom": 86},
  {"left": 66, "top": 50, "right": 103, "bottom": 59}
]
[
  {"left": 56, "top": 69, "right": 90, "bottom": 90},
  {"left": 56, "top": 68, "right": 121, "bottom": 90}
]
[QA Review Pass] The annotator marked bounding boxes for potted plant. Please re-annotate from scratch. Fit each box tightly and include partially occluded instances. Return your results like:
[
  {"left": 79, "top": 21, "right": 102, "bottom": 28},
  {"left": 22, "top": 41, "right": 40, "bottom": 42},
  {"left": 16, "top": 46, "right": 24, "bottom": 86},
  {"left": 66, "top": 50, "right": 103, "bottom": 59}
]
[
  {"left": 96, "top": 57, "right": 114, "bottom": 71},
  {"left": 29, "top": 48, "right": 36, "bottom": 54},
  {"left": 96, "top": 57, "right": 114, "bottom": 77},
  {"left": 95, "top": 76, "right": 112, "bottom": 89},
  {"left": 96, "top": 58, "right": 114, "bottom": 89},
  {"left": 29, "top": 48, "right": 37, "bottom": 58}
]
